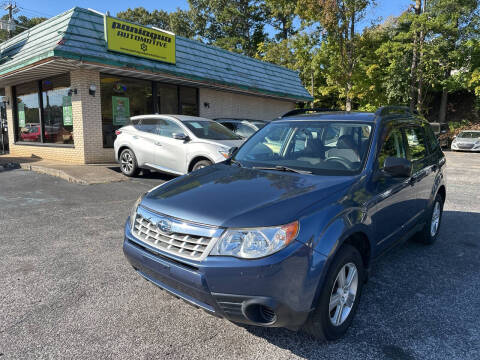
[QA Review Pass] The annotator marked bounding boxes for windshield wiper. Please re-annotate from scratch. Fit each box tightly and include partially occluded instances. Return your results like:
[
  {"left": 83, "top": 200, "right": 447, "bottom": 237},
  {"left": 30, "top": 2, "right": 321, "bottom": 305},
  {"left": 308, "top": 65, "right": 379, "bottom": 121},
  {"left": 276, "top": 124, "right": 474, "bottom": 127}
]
[
  {"left": 229, "top": 158, "right": 243, "bottom": 167},
  {"left": 252, "top": 165, "right": 312, "bottom": 174}
]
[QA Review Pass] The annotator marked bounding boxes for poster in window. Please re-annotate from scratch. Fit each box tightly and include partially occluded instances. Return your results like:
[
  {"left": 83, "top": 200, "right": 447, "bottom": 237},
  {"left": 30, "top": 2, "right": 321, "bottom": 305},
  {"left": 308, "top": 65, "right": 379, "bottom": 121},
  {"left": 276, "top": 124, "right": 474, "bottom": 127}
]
[
  {"left": 18, "top": 102, "right": 25, "bottom": 127},
  {"left": 62, "top": 96, "right": 73, "bottom": 126},
  {"left": 112, "top": 96, "right": 130, "bottom": 125}
]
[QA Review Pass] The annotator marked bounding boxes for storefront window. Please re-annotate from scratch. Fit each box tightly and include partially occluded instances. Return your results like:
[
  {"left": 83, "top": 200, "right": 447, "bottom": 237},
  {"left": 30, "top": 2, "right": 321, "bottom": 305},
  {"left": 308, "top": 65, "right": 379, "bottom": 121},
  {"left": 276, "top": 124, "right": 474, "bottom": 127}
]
[
  {"left": 42, "top": 74, "right": 73, "bottom": 144},
  {"left": 15, "top": 81, "right": 41, "bottom": 143},
  {"left": 179, "top": 86, "right": 198, "bottom": 116},
  {"left": 157, "top": 83, "right": 178, "bottom": 114},
  {"left": 101, "top": 75, "right": 153, "bottom": 148},
  {"left": 14, "top": 75, "right": 73, "bottom": 146}
]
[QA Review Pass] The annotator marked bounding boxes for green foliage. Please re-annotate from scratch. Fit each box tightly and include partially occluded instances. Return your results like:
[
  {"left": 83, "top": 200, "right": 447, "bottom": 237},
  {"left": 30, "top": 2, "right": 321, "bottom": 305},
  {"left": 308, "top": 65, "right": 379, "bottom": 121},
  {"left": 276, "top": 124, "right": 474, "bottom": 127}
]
[
  {"left": 188, "top": 0, "right": 267, "bottom": 57},
  {"left": 116, "top": 7, "right": 196, "bottom": 38},
  {"left": 0, "top": 15, "right": 47, "bottom": 41}
]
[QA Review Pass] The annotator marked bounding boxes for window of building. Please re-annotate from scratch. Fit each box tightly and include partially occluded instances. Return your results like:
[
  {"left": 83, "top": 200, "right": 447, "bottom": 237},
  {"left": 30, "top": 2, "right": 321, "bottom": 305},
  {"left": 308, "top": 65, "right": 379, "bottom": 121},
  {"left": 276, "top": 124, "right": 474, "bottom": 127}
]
[
  {"left": 15, "top": 81, "right": 41, "bottom": 143},
  {"left": 157, "top": 84, "right": 178, "bottom": 114},
  {"left": 101, "top": 75, "right": 199, "bottom": 148},
  {"left": 42, "top": 74, "right": 73, "bottom": 144},
  {"left": 14, "top": 75, "right": 73, "bottom": 146},
  {"left": 101, "top": 75, "right": 153, "bottom": 148},
  {"left": 179, "top": 86, "right": 198, "bottom": 116}
]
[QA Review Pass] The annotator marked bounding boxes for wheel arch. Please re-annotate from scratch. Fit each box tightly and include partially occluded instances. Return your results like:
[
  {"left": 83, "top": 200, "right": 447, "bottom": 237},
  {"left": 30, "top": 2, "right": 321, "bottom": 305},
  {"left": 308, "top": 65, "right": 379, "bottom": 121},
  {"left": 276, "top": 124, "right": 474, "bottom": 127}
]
[{"left": 188, "top": 155, "right": 214, "bottom": 172}]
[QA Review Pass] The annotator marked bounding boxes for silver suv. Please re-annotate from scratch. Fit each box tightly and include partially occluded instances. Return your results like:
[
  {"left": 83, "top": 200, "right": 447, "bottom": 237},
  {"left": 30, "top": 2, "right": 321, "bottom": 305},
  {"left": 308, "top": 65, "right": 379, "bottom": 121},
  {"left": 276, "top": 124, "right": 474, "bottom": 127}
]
[{"left": 114, "top": 115, "right": 244, "bottom": 177}]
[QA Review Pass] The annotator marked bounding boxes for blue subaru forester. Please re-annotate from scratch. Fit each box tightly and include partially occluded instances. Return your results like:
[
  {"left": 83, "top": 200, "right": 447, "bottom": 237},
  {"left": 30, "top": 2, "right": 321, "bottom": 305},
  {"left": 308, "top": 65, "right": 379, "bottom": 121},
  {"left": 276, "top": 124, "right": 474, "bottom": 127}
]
[{"left": 123, "top": 107, "right": 446, "bottom": 340}]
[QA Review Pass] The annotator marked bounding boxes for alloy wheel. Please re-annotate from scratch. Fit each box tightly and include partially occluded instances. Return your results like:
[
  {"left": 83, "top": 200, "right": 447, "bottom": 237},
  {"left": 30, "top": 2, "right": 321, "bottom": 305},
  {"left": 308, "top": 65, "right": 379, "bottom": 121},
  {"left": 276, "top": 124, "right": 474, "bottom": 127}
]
[
  {"left": 329, "top": 262, "right": 359, "bottom": 327},
  {"left": 121, "top": 152, "right": 133, "bottom": 173}
]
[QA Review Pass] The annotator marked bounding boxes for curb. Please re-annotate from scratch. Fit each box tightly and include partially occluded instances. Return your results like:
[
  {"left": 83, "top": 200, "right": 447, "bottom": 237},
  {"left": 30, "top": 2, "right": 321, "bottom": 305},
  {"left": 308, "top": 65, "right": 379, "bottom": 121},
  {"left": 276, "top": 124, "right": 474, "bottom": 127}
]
[{"left": 19, "top": 163, "right": 89, "bottom": 185}]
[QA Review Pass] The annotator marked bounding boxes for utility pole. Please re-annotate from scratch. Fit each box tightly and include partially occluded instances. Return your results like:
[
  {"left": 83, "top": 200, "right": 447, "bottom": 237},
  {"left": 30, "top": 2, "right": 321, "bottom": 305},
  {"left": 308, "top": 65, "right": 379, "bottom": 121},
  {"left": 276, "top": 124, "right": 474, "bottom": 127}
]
[{"left": 4, "top": 1, "right": 17, "bottom": 38}]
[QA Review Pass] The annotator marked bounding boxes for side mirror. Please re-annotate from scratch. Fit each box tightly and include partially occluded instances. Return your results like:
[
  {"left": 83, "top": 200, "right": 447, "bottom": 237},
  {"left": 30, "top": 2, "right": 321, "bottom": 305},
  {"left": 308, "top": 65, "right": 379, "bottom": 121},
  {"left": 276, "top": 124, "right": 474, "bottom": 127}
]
[
  {"left": 172, "top": 133, "right": 189, "bottom": 141},
  {"left": 383, "top": 157, "right": 412, "bottom": 178}
]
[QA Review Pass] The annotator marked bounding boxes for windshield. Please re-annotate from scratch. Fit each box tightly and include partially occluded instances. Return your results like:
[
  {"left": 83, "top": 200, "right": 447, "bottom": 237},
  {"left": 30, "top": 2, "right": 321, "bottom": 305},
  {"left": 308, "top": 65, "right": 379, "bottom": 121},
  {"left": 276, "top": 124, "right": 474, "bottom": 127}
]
[
  {"left": 233, "top": 121, "right": 372, "bottom": 175},
  {"left": 458, "top": 131, "right": 480, "bottom": 139},
  {"left": 183, "top": 121, "right": 242, "bottom": 140}
]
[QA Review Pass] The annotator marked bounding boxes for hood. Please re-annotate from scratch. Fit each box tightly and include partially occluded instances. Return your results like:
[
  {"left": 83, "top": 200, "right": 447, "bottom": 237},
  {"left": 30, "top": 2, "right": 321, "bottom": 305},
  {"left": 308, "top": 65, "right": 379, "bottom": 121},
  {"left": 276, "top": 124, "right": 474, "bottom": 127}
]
[{"left": 141, "top": 163, "right": 356, "bottom": 228}]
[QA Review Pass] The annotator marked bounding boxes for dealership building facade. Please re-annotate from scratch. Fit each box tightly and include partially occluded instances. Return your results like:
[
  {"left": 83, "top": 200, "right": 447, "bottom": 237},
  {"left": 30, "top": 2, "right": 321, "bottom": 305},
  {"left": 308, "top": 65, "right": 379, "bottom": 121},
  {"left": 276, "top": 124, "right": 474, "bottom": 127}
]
[{"left": 0, "top": 7, "right": 312, "bottom": 164}]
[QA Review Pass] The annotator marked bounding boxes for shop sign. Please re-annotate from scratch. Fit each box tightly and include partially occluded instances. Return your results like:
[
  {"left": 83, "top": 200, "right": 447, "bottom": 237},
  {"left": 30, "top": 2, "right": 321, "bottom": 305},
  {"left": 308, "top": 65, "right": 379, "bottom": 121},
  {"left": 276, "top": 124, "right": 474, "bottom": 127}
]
[
  {"left": 112, "top": 96, "right": 130, "bottom": 125},
  {"left": 62, "top": 96, "right": 73, "bottom": 126},
  {"left": 18, "top": 102, "right": 25, "bottom": 127},
  {"left": 104, "top": 16, "right": 176, "bottom": 64}
]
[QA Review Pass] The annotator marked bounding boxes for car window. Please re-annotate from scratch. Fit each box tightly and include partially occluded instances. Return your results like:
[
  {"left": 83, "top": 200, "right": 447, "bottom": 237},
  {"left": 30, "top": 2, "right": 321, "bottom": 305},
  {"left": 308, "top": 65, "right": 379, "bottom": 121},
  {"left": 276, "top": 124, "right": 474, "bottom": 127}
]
[
  {"left": 377, "top": 125, "right": 407, "bottom": 170},
  {"left": 183, "top": 120, "right": 242, "bottom": 140},
  {"left": 458, "top": 131, "right": 480, "bottom": 139},
  {"left": 136, "top": 118, "right": 184, "bottom": 138},
  {"left": 219, "top": 121, "right": 237, "bottom": 132},
  {"left": 234, "top": 121, "right": 372, "bottom": 176},
  {"left": 424, "top": 124, "right": 439, "bottom": 153},
  {"left": 404, "top": 126, "right": 427, "bottom": 162},
  {"left": 236, "top": 124, "right": 256, "bottom": 138}
]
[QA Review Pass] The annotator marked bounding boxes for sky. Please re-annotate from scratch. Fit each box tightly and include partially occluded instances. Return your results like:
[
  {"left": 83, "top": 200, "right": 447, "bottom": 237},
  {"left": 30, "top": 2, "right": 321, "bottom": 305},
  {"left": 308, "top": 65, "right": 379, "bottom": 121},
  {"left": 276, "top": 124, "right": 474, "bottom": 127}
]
[{"left": 12, "top": 0, "right": 413, "bottom": 31}]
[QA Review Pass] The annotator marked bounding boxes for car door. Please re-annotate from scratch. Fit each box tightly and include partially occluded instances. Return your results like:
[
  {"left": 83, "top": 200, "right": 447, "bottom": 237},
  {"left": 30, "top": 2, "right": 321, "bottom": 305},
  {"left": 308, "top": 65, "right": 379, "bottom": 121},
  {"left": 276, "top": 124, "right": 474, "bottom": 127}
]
[
  {"left": 370, "top": 121, "right": 417, "bottom": 252},
  {"left": 404, "top": 122, "right": 436, "bottom": 225},
  {"left": 131, "top": 119, "right": 163, "bottom": 165},
  {"left": 150, "top": 118, "right": 188, "bottom": 174}
]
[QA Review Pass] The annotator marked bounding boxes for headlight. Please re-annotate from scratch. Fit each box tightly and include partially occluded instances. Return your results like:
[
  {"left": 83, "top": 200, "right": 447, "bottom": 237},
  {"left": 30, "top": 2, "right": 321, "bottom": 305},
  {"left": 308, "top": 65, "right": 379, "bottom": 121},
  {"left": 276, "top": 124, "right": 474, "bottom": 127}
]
[
  {"left": 210, "top": 221, "right": 299, "bottom": 259},
  {"left": 218, "top": 148, "right": 230, "bottom": 159},
  {"left": 129, "top": 194, "right": 145, "bottom": 229}
]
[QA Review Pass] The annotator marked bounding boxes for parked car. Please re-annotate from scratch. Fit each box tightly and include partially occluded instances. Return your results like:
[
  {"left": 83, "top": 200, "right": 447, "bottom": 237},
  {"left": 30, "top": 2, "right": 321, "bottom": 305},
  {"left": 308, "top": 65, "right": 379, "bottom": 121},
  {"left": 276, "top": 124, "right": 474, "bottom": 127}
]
[
  {"left": 450, "top": 130, "right": 480, "bottom": 152},
  {"left": 114, "top": 115, "right": 244, "bottom": 176},
  {"left": 123, "top": 106, "right": 446, "bottom": 340},
  {"left": 215, "top": 118, "right": 268, "bottom": 139}
]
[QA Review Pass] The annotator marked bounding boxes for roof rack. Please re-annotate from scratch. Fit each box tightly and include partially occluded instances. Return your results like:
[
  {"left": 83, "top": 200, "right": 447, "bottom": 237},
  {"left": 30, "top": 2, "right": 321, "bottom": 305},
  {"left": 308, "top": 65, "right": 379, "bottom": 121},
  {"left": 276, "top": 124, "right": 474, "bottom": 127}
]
[
  {"left": 375, "top": 106, "right": 418, "bottom": 117},
  {"left": 279, "top": 108, "right": 339, "bottom": 118}
]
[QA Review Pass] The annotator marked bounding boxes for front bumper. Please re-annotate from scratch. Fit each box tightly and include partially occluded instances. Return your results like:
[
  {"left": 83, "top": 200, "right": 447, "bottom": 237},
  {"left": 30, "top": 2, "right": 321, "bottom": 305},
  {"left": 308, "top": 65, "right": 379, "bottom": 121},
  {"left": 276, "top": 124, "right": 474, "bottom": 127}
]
[
  {"left": 123, "top": 220, "right": 327, "bottom": 329},
  {"left": 451, "top": 143, "right": 480, "bottom": 151}
]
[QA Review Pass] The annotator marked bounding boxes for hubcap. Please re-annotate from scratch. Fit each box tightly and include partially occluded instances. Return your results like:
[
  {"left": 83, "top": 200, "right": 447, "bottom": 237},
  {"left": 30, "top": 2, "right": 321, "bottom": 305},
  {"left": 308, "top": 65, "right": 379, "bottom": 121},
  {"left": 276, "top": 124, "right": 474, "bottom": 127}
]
[
  {"left": 329, "top": 262, "right": 358, "bottom": 327},
  {"left": 430, "top": 201, "right": 441, "bottom": 237},
  {"left": 121, "top": 152, "right": 133, "bottom": 173}
]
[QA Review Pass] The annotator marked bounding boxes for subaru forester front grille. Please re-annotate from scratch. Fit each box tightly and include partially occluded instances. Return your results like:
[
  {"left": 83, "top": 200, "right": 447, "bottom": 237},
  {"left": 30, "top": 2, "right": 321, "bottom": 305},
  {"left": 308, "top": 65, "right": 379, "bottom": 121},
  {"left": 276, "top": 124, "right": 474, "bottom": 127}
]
[{"left": 132, "top": 208, "right": 222, "bottom": 261}]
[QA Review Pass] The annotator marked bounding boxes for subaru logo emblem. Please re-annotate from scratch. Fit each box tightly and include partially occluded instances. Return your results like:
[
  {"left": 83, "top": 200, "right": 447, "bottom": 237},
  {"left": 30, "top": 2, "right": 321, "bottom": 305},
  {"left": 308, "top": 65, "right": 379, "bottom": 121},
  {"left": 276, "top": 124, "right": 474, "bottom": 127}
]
[{"left": 157, "top": 219, "right": 172, "bottom": 233}]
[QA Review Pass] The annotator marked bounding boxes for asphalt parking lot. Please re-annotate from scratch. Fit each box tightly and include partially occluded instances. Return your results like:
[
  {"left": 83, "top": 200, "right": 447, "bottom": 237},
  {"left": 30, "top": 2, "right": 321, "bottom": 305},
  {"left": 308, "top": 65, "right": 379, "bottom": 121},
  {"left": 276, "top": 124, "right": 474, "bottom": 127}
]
[{"left": 1, "top": 151, "right": 479, "bottom": 360}]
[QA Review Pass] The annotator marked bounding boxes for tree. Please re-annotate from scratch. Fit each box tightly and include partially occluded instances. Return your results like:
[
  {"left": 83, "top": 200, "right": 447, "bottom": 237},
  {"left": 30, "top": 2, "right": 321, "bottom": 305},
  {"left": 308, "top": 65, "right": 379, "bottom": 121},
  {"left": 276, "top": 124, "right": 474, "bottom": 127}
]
[
  {"left": 0, "top": 15, "right": 46, "bottom": 41},
  {"left": 188, "top": 0, "right": 267, "bottom": 57},
  {"left": 297, "top": 0, "right": 374, "bottom": 111},
  {"left": 116, "top": 7, "right": 196, "bottom": 38},
  {"left": 425, "top": 0, "right": 479, "bottom": 122},
  {"left": 264, "top": 0, "right": 298, "bottom": 40}
]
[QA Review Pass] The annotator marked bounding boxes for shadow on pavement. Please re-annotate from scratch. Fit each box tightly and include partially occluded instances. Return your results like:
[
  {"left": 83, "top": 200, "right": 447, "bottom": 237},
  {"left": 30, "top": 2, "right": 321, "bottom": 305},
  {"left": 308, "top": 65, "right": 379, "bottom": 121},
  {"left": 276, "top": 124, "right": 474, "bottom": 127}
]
[
  {"left": 108, "top": 166, "right": 176, "bottom": 182},
  {"left": 240, "top": 210, "right": 480, "bottom": 359}
]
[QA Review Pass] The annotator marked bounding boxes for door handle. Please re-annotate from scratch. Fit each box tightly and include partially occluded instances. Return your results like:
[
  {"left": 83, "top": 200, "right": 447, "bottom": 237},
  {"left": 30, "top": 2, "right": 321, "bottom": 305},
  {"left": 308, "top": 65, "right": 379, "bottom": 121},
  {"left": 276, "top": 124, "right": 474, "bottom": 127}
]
[{"left": 154, "top": 141, "right": 162, "bottom": 146}]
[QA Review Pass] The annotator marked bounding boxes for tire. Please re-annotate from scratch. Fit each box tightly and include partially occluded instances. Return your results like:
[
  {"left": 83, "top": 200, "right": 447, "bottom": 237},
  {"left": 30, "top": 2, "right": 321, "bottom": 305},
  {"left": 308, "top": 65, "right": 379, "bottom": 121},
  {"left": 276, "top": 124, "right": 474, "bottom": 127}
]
[
  {"left": 303, "top": 244, "right": 365, "bottom": 341},
  {"left": 191, "top": 159, "right": 213, "bottom": 172},
  {"left": 119, "top": 149, "right": 140, "bottom": 177},
  {"left": 414, "top": 193, "right": 444, "bottom": 245}
]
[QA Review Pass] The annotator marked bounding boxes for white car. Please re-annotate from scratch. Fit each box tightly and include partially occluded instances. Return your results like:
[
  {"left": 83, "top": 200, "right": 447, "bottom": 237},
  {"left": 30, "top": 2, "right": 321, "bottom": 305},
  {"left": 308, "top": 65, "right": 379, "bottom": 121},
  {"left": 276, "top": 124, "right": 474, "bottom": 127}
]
[
  {"left": 114, "top": 115, "right": 245, "bottom": 176},
  {"left": 451, "top": 130, "right": 480, "bottom": 152}
]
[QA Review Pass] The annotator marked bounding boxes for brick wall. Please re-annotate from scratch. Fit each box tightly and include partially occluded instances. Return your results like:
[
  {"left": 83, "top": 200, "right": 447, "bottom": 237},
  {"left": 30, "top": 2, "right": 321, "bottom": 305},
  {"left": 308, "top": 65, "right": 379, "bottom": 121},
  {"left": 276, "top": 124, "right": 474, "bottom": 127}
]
[
  {"left": 199, "top": 88, "right": 295, "bottom": 120},
  {"left": 6, "top": 69, "right": 114, "bottom": 164}
]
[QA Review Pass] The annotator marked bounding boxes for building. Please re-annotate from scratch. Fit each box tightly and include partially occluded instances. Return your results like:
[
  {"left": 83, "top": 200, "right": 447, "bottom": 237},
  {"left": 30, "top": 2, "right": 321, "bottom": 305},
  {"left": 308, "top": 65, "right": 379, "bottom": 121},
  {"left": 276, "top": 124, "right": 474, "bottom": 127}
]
[{"left": 0, "top": 7, "right": 312, "bottom": 164}]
